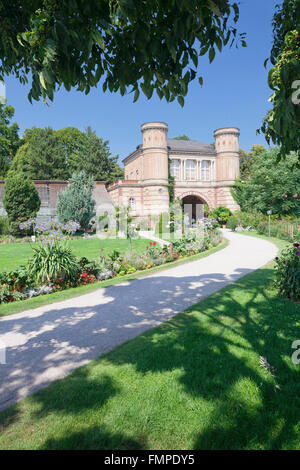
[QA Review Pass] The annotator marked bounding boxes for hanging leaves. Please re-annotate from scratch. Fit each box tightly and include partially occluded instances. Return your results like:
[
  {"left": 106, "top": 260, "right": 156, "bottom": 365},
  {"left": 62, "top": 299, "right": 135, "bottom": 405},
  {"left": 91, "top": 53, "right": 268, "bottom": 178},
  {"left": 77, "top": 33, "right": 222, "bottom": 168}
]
[{"left": 0, "top": 0, "right": 244, "bottom": 106}]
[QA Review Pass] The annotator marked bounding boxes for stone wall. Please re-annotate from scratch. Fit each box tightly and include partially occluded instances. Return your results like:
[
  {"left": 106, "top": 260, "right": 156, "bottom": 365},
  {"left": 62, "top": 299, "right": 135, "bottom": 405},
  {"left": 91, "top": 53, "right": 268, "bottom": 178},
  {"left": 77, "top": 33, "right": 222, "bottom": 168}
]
[{"left": 0, "top": 180, "right": 114, "bottom": 221}]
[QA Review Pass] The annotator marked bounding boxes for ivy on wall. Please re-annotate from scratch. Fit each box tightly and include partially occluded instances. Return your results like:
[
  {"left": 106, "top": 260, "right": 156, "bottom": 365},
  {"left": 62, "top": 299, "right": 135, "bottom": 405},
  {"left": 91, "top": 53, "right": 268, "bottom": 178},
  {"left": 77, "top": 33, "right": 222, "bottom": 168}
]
[{"left": 168, "top": 157, "right": 175, "bottom": 203}]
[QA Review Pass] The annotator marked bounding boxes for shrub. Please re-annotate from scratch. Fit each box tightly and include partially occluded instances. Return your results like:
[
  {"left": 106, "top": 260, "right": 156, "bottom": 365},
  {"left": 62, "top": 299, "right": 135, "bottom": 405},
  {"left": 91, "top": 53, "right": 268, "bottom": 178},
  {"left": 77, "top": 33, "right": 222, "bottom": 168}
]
[
  {"left": 0, "top": 266, "right": 32, "bottom": 291},
  {"left": 210, "top": 206, "right": 232, "bottom": 226},
  {"left": 0, "top": 284, "right": 25, "bottom": 303},
  {"left": 56, "top": 171, "right": 96, "bottom": 229},
  {"left": 274, "top": 242, "right": 300, "bottom": 300},
  {"left": 3, "top": 172, "right": 40, "bottom": 235},
  {"left": 227, "top": 215, "right": 238, "bottom": 231},
  {"left": 0, "top": 216, "right": 9, "bottom": 235},
  {"left": 28, "top": 241, "right": 80, "bottom": 284}
]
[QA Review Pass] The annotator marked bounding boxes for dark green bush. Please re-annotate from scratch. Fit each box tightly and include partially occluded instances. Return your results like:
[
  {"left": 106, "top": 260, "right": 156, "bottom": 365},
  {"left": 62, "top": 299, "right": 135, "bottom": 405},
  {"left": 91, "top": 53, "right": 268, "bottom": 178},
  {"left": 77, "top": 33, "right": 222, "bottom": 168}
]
[
  {"left": 226, "top": 215, "right": 238, "bottom": 231},
  {"left": 210, "top": 206, "right": 232, "bottom": 226},
  {"left": 0, "top": 216, "right": 9, "bottom": 235},
  {"left": 274, "top": 242, "right": 300, "bottom": 300}
]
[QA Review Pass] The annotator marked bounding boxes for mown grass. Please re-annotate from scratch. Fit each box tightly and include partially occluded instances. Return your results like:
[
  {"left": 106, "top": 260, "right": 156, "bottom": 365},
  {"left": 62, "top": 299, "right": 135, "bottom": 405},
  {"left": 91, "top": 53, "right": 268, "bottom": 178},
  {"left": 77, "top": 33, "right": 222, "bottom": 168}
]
[
  {"left": 0, "top": 234, "right": 299, "bottom": 450},
  {"left": 0, "top": 239, "right": 228, "bottom": 318},
  {"left": 0, "top": 237, "right": 150, "bottom": 272}
]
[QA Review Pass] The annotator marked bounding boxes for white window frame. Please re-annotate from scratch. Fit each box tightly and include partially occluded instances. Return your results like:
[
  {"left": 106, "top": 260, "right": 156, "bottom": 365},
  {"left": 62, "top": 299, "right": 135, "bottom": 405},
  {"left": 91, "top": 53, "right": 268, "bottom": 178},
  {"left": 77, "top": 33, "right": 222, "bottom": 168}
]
[
  {"left": 201, "top": 160, "right": 210, "bottom": 181},
  {"left": 185, "top": 160, "right": 196, "bottom": 180},
  {"left": 170, "top": 159, "right": 180, "bottom": 179}
]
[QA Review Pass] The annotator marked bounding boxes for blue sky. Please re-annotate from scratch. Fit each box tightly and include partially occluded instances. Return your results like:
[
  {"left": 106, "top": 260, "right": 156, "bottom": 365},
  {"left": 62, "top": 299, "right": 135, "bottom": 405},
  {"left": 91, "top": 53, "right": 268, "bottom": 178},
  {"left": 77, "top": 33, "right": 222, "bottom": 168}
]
[{"left": 4, "top": 0, "right": 279, "bottom": 164}]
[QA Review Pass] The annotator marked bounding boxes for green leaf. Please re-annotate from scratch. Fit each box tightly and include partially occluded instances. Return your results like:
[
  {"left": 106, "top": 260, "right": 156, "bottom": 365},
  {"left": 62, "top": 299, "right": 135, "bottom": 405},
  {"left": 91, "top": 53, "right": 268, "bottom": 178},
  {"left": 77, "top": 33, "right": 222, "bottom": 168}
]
[
  {"left": 177, "top": 96, "right": 184, "bottom": 107},
  {"left": 133, "top": 88, "right": 140, "bottom": 102},
  {"left": 209, "top": 48, "right": 216, "bottom": 63}
]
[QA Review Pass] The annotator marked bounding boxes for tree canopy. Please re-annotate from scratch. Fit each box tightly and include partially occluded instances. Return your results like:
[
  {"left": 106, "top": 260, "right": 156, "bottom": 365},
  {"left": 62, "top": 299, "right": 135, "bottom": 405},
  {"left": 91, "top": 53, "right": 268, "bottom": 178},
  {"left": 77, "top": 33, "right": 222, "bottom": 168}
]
[
  {"left": 259, "top": 0, "right": 300, "bottom": 159},
  {"left": 0, "top": 102, "right": 21, "bottom": 177},
  {"left": 239, "top": 144, "right": 266, "bottom": 180},
  {"left": 10, "top": 127, "right": 70, "bottom": 180},
  {"left": 10, "top": 126, "right": 123, "bottom": 182},
  {"left": 232, "top": 147, "right": 300, "bottom": 217},
  {"left": 171, "top": 135, "right": 191, "bottom": 140},
  {"left": 0, "top": 1, "right": 245, "bottom": 105}
]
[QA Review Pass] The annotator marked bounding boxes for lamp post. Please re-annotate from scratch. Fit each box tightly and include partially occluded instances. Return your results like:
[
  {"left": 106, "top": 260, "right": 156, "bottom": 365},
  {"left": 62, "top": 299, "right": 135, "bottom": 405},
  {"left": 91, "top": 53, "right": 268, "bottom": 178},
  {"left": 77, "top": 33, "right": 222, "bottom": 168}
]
[{"left": 267, "top": 210, "right": 272, "bottom": 237}]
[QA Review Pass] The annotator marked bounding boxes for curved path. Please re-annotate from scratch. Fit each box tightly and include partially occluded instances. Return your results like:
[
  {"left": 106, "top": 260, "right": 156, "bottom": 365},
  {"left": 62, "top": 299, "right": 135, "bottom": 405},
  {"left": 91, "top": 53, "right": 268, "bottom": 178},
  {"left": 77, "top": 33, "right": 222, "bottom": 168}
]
[{"left": 0, "top": 231, "right": 277, "bottom": 411}]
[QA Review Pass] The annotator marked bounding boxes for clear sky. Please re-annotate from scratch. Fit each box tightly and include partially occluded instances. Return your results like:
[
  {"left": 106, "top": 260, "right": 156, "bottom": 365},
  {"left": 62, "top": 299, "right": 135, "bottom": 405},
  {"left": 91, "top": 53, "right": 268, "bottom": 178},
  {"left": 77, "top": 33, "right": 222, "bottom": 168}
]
[{"left": 4, "top": 0, "right": 279, "bottom": 164}]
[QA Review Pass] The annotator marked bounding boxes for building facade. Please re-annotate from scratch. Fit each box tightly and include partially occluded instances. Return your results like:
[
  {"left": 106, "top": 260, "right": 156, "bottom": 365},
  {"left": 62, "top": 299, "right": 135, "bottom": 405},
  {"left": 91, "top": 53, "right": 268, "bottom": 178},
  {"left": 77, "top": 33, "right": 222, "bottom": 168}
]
[
  {"left": 0, "top": 122, "right": 240, "bottom": 225},
  {"left": 108, "top": 122, "right": 240, "bottom": 223}
]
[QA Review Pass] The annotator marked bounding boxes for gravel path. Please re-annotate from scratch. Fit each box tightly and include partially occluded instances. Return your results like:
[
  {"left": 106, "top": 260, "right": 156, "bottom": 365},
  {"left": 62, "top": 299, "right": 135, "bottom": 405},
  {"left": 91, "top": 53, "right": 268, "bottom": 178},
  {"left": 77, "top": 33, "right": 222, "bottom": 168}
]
[{"left": 0, "top": 231, "right": 277, "bottom": 411}]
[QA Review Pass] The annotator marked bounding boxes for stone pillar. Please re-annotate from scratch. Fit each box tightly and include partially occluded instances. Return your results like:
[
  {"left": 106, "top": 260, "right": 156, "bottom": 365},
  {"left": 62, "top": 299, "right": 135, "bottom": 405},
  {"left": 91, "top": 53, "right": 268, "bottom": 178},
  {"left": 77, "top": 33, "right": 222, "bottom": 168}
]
[
  {"left": 141, "top": 121, "right": 169, "bottom": 217},
  {"left": 214, "top": 127, "right": 240, "bottom": 184},
  {"left": 214, "top": 127, "right": 240, "bottom": 211}
]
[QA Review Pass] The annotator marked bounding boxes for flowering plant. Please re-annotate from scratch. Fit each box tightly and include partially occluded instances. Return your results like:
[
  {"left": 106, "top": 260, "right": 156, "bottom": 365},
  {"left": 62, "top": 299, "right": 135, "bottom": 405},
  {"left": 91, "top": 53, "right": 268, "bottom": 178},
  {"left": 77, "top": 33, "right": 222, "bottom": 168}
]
[
  {"left": 0, "top": 284, "right": 25, "bottom": 303},
  {"left": 146, "top": 241, "right": 162, "bottom": 259},
  {"left": 19, "top": 218, "right": 80, "bottom": 246},
  {"left": 19, "top": 218, "right": 81, "bottom": 285}
]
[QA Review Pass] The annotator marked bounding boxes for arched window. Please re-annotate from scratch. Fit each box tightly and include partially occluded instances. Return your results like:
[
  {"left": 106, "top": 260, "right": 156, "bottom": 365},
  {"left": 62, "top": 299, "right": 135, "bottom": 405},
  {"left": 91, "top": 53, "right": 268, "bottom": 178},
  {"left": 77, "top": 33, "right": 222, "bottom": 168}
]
[
  {"left": 185, "top": 160, "right": 196, "bottom": 180},
  {"left": 129, "top": 197, "right": 135, "bottom": 209},
  {"left": 170, "top": 159, "right": 180, "bottom": 179},
  {"left": 201, "top": 160, "right": 210, "bottom": 181}
]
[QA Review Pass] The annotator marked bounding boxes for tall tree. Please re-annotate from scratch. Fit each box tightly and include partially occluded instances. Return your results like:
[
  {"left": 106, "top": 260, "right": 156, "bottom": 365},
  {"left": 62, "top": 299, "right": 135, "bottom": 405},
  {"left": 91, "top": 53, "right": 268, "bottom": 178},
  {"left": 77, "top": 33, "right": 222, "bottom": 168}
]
[
  {"left": 10, "top": 126, "right": 122, "bottom": 182},
  {"left": 69, "top": 131, "right": 123, "bottom": 184},
  {"left": 259, "top": 0, "right": 300, "bottom": 159},
  {"left": 172, "top": 135, "right": 191, "bottom": 140},
  {"left": 239, "top": 145, "right": 266, "bottom": 180},
  {"left": 0, "top": 1, "right": 245, "bottom": 105},
  {"left": 0, "top": 102, "right": 21, "bottom": 177},
  {"left": 232, "top": 147, "right": 300, "bottom": 217},
  {"left": 10, "top": 127, "right": 69, "bottom": 180},
  {"left": 55, "top": 127, "right": 87, "bottom": 166}
]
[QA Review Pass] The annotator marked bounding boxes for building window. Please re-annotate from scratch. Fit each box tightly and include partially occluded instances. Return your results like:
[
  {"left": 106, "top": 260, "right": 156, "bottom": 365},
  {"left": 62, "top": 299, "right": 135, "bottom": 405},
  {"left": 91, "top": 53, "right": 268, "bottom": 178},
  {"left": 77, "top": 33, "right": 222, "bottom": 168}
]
[
  {"left": 170, "top": 159, "right": 180, "bottom": 179},
  {"left": 201, "top": 160, "right": 210, "bottom": 181},
  {"left": 185, "top": 160, "right": 196, "bottom": 180},
  {"left": 129, "top": 197, "right": 135, "bottom": 209}
]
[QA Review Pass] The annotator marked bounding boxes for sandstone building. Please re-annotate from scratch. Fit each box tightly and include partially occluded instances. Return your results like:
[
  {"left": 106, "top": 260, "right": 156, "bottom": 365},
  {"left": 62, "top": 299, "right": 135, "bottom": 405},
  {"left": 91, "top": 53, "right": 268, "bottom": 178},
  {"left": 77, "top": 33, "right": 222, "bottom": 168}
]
[
  {"left": 0, "top": 122, "right": 240, "bottom": 225},
  {"left": 108, "top": 122, "right": 240, "bottom": 223}
]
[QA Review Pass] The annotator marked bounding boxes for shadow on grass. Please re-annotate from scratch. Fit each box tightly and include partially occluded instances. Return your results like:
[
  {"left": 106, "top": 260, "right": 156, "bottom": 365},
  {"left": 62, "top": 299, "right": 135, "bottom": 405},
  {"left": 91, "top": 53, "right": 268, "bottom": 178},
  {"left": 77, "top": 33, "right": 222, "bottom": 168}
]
[
  {"left": 102, "top": 267, "right": 300, "bottom": 449},
  {"left": 39, "top": 425, "right": 145, "bottom": 450},
  {"left": 0, "top": 266, "right": 299, "bottom": 449}
]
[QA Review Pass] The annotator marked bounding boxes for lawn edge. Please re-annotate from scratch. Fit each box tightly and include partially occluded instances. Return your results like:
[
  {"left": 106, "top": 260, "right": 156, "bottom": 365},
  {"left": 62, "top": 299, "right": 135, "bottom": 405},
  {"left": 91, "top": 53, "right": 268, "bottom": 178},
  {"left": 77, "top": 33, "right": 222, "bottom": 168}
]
[{"left": 0, "top": 238, "right": 229, "bottom": 318}]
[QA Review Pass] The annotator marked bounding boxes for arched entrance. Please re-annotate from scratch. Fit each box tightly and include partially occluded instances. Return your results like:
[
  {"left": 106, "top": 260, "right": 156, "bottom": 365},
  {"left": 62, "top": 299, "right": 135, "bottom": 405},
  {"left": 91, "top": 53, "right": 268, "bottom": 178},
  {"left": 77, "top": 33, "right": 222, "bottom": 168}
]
[{"left": 181, "top": 194, "right": 208, "bottom": 226}]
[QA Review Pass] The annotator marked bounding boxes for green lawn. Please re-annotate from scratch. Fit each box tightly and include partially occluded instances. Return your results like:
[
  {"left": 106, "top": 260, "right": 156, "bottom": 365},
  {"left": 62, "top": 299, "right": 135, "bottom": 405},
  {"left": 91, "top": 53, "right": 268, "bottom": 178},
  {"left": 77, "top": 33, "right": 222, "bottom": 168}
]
[
  {"left": 0, "top": 234, "right": 299, "bottom": 450},
  {"left": 0, "top": 239, "right": 228, "bottom": 318},
  {"left": 0, "top": 237, "right": 150, "bottom": 272}
]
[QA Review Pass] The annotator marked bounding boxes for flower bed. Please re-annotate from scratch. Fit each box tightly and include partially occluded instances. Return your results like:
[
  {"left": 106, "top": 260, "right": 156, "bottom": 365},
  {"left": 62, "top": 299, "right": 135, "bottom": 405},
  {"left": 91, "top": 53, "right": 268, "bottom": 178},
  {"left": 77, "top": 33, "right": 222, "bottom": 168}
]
[{"left": 0, "top": 219, "right": 222, "bottom": 304}]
